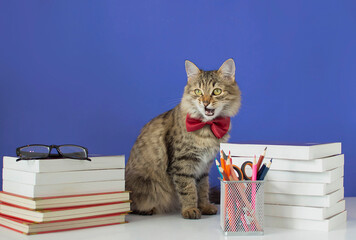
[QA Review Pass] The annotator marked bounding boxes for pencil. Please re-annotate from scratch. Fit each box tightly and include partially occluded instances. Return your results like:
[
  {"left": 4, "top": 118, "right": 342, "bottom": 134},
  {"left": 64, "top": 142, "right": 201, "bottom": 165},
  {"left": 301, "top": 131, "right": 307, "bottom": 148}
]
[
  {"left": 220, "top": 156, "right": 227, "bottom": 175},
  {"left": 215, "top": 159, "right": 224, "bottom": 180},
  {"left": 229, "top": 163, "right": 240, "bottom": 181},
  {"left": 221, "top": 149, "right": 228, "bottom": 160},
  {"left": 259, "top": 159, "right": 273, "bottom": 180},
  {"left": 256, "top": 147, "right": 267, "bottom": 171},
  {"left": 218, "top": 166, "right": 229, "bottom": 180},
  {"left": 252, "top": 155, "right": 257, "bottom": 181},
  {"left": 257, "top": 163, "right": 266, "bottom": 180},
  {"left": 225, "top": 155, "right": 231, "bottom": 177}
]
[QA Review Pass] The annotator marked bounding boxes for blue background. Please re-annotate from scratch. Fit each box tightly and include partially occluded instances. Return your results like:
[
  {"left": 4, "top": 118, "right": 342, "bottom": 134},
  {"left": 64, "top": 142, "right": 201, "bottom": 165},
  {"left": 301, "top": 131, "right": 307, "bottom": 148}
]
[{"left": 1, "top": 1, "right": 355, "bottom": 196}]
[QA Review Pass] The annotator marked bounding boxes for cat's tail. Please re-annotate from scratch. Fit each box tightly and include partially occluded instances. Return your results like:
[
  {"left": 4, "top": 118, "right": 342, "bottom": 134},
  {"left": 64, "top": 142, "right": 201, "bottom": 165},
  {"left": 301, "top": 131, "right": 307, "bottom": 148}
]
[{"left": 209, "top": 186, "right": 221, "bottom": 204}]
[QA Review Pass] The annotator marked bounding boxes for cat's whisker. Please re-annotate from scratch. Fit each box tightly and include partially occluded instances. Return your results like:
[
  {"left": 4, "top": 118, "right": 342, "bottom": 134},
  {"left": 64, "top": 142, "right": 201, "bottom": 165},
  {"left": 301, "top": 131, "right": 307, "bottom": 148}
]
[{"left": 162, "top": 98, "right": 183, "bottom": 108}]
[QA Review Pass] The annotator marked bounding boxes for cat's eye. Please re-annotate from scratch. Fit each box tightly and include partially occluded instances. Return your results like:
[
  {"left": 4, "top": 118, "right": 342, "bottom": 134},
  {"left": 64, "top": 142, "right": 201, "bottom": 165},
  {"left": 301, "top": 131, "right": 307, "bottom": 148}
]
[
  {"left": 213, "top": 88, "right": 222, "bottom": 95},
  {"left": 194, "top": 89, "right": 203, "bottom": 96}
]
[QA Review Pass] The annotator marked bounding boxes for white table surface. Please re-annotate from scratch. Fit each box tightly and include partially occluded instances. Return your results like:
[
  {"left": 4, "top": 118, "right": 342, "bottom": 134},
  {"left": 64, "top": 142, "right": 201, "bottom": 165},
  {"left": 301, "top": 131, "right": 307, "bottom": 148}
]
[{"left": 0, "top": 197, "right": 355, "bottom": 240}]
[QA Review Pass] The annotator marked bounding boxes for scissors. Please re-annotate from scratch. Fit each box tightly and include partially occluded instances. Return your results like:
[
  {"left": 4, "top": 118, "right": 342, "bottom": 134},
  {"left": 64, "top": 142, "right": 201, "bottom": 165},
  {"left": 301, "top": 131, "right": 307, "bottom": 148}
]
[
  {"left": 232, "top": 161, "right": 254, "bottom": 181},
  {"left": 220, "top": 150, "right": 254, "bottom": 181}
]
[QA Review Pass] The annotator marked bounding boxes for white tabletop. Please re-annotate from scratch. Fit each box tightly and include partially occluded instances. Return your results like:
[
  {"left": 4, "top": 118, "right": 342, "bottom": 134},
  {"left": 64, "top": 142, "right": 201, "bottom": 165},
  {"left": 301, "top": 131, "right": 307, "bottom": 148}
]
[{"left": 0, "top": 197, "right": 355, "bottom": 240}]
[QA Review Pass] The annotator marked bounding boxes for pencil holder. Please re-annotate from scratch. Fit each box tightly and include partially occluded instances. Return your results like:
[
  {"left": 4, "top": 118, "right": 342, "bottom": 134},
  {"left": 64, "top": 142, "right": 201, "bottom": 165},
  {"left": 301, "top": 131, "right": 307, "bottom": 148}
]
[{"left": 220, "top": 179, "right": 265, "bottom": 236}]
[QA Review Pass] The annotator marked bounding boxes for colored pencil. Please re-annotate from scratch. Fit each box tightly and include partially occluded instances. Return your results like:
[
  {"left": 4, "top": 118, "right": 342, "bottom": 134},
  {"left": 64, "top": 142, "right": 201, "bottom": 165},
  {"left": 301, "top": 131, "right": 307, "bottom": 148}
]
[
  {"left": 220, "top": 156, "right": 227, "bottom": 175},
  {"left": 259, "top": 159, "right": 273, "bottom": 180},
  {"left": 221, "top": 150, "right": 228, "bottom": 160},
  {"left": 256, "top": 147, "right": 267, "bottom": 171},
  {"left": 257, "top": 163, "right": 266, "bottom": 180},
  {"left": 229, "top": 164, "right": 240, "bottom": 181},
  {"left": 218, "top": 166, "right": 229, "bottom": 180},
  {"left": 225, "top": 155, "right": 231, "bottom": 178},
  {"left": 252, "top": 155, "right": 257, "bottom": 181},
  {"left": 215, "top": 159, "right": 224, "bottom": 180}
]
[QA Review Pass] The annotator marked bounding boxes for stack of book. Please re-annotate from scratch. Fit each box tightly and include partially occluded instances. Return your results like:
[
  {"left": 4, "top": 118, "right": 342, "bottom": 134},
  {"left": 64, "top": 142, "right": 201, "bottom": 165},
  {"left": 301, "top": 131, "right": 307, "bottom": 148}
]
[
  {"left": 0, "top": 155, "right": 130, "bottom": 235},
  {"left": 221, "top": 142, "right": 346, "bottom": 231}
]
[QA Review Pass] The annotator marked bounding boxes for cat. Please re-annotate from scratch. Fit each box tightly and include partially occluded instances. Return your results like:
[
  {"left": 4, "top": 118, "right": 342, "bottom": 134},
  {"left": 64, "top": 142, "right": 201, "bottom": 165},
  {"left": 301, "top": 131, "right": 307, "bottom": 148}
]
[{"left": 125, "top": 58, "right": 241, "bottom": 219}]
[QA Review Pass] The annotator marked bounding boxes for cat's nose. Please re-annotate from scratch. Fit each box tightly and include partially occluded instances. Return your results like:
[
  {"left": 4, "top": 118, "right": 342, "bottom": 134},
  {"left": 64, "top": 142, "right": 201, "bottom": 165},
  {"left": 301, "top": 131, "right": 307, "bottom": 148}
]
[{"left": 202, "top": 96, "right": 211, "bottom": 107}]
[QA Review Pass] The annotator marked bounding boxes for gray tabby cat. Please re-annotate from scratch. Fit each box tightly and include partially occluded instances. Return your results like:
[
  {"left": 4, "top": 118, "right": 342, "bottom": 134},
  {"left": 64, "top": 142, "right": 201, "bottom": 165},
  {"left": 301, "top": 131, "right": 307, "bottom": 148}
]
[{"left": 125, "top": 59, "right": 241, "bottom": 219}]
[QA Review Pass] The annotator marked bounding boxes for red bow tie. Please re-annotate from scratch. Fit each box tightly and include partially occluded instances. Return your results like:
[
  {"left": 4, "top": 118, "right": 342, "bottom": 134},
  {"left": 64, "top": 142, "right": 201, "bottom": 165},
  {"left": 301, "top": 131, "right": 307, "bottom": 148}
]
[{"left": 186, "top": 114, "right": 230, "bottom": 139}]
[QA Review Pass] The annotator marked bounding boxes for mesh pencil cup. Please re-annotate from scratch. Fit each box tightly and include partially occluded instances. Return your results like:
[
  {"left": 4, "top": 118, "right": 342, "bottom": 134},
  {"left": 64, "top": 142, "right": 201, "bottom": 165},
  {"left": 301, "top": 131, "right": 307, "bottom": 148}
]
[{"left": 220, "top": 179, "right": 265, "bottom": 236}]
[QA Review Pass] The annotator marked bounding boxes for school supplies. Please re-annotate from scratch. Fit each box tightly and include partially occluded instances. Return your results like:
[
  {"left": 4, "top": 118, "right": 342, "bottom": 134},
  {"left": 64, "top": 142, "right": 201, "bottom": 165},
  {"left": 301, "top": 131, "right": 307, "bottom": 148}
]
[
  {"left": 215, "top": 159, "right": 225, "bottom": 180},
  {"left": 265, "top": 200, "right": 345, "bottom": 220},
  {"left": 230, "top": 161, "right": 253, "bottom": 180},
  {"left": 256, "top": 147, "right": 267, "bottom": 171},
  {"left": 265, "top": 211, "right": 347, "bottom": 231},
  {"left": 0, "top": 191, "right": 130, "bottom": 210},
  {"left": 0, "top": 201, "right": 130, "bottom": 222},
  {"left": 0, "top": 155, "right": 130, "bottom": 235},
  {"left": 221, "top": 142, "right": 341, "bottom": 160},
  {"left": 258, "top": 159, "right": 272, "bottom": 180},
  {"left": 264, "top": 188, "right": 344, "bottom": 208},
  {"left": 3, "top": 155, "right": 125, "bottom": 173},
  {"left": 265, "top": 178, "right": 343, "bottom": 196},
  {"left": 252, "top": 155, "right": 257, "bottom": 181},
  {"left": 218, "top": 148, "right": 265, "bottom": 235},
  {"left": 2, "top": 156, "right": 126, "bottom": 198},
  {"left": 265, "top": 166, "right": 343, "bottom": 184},
  {"left": 220, "top": 150, "right": 254, "bottom": 181},
  {"left": 0, "top": 212, "right": 128, "bottom": 235},
  {"left": 257, "top": 164, "right": 266, "bottom": 180},
  {"left": 223, "top": 142, "right": 346, "bottom": 231},
  {"left": 220, "top": 180, "right": 264, "bottom": 235}
]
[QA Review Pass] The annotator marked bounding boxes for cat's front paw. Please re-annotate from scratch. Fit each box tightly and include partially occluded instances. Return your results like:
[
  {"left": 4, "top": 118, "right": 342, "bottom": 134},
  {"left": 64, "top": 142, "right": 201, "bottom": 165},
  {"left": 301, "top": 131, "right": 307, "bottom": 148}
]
[
  {"left": 181, "top": 207, "right": 201, "bottom": 219},
  {"left": 199, "top": 203, "right": 218, "bottom": 215}
]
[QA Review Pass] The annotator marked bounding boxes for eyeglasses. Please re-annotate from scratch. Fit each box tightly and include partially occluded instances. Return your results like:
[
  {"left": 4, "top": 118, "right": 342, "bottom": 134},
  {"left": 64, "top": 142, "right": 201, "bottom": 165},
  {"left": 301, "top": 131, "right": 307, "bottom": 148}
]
[{"left": 16, "top": 144, "right": 91, "bottom": 162}]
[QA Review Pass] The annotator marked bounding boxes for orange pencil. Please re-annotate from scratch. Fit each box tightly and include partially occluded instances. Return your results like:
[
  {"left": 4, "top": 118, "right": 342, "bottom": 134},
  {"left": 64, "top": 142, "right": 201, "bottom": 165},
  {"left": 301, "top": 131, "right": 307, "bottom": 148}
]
[
  {"left": 225, "top": 157, "right": 231, "bottom": 178},
  {"left": 220, "top": 150, "right": 227, "bottom": 171}
]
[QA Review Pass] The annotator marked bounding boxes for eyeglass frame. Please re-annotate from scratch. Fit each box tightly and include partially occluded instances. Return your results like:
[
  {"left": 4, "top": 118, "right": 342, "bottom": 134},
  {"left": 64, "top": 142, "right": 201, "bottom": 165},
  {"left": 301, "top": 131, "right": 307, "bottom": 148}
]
[{"left": 16, "top": 144, "right": 91, "bottom": 162}]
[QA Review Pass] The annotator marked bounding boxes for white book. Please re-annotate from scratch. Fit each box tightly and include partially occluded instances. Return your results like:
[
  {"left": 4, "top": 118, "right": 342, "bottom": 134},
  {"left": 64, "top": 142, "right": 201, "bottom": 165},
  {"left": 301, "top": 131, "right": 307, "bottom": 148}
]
[
  {"left": 265, "top": 188, "right": 344, "bottom": 207},
  {"left": 2, "top": 168, "right": 125, "bottom": 185},
  {"left": 265, "top": 210, "right": 347, "bottom": 231},
  {"left": 265, "top": 178, "right": 343, "bottom": 196},
  {"left": 231, "top": 154, "right": 344, "bottom": 172},
  {"left": 0, "top": 212, "right": 127, "bottom": 235},
  {"left": 0, "top": 201, "right": 130, "bottom": 222},
  {"left": 2, "top": 180, "right": 125, "bottom": 198},
  {"left": 266, "top": 166, "right": 344, "bottom": 183},
  {"left": 221, "top": 142, "right": 341, "bottom": 160},
  {"left": 265, "top": 200, "right": 345, "bottom": 220},
  {"left": 0, "top": 191, "right": 130, "bottom": 210},
  {"left": 3, "top": 155, "right": 125, "bottom": 173}
]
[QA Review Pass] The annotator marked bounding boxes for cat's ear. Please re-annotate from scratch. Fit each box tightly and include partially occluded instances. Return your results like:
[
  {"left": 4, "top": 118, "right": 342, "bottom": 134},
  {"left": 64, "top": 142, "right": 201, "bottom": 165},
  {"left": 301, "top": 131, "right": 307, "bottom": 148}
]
[
  {"left": 185, "top": 60, "right": 200, "bottom": 80},
  {"left": 218, "top": 58, "right": 235, "bottom": 80}
]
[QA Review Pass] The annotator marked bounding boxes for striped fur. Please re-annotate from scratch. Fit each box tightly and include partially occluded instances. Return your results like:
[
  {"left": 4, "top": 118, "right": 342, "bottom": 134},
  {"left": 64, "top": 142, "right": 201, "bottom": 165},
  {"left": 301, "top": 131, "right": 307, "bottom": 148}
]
[{"left": 125, "top": 59, "right": 241, "bottom": 219}]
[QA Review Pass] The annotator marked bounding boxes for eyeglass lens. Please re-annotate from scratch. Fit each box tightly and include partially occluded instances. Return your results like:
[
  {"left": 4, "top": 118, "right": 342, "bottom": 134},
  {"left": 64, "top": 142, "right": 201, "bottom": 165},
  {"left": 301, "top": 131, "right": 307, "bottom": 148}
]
[
  {"left": 19, "top": 146, "right": 50, "bottom": 158},
  {"left": 58, "top": 146, "right": 87, "bottom": 159}
]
